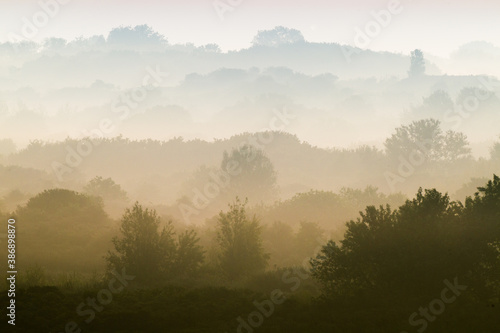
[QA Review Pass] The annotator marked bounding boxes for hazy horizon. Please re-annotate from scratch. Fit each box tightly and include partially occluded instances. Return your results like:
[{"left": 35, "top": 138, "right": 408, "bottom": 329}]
[
  {"left": 2, "top": 0, "right": 500, "bottom": 57},
  {"left": 1, "top": 2, "right": 500, "bottom": 332}
]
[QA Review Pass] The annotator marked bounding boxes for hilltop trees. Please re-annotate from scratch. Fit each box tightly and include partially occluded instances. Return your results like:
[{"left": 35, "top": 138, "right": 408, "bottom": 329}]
[
  {"left": 252, "top": 26, "right": 305, "bottom": 47},
  {"left": 107, "top": 24, "right": 168, "bottom": 51},
  {"left": 408, "top": 49, "right": 426, "bottom": 77}
]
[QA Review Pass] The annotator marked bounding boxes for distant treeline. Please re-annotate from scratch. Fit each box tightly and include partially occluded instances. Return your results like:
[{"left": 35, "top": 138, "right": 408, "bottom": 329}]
[{"left": 2, "top": 123, "right": 499, "bottom": 216}]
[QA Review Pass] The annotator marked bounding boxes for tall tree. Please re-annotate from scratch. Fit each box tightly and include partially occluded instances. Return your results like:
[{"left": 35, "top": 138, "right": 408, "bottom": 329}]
[
  {"left": 216, "top": 198, "right": 269, "bottom": 279},
  {"left": 408, "top": 49, "right": 426, "bottom": 77}
]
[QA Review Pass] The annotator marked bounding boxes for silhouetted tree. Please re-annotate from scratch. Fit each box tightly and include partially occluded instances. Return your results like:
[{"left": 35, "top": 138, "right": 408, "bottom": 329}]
[
  {"left": 107, "top": 24, "right": 167, "bottom": 50},
  {"left": 17, "top": 189, "right": 108, "bottom": 228},
  {"left": 463, "top": 175, "right": 500, "bottom": 298},
  {"left": 174, "top": 230, "right": 205, "bottom": 275},
  {"left": 15, "top": 189, "right": 111, "bottom": 270},
  {"left": 311, "top": 176, "right": 500, "bottom": 302},
  {"left": 216, "top": 198, "right": 269, "bottom": 279},
  {"left": 106, "top": 203, "right": 175, "bottom": 283},
  {"left": 107, "top": 202, "right": 204, "bottom": 283}
]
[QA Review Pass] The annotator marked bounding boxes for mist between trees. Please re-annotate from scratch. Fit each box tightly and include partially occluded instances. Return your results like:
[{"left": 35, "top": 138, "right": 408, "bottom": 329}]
[
  {"left": 0, "top": 25, "right": 499, "bottom": 333},
  {"left": 0, "top": 129, "right": 499, "bottom": 332}
]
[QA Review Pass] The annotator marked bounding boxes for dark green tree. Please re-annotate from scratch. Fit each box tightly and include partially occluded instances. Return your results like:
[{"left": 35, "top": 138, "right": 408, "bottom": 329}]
[
  {"left": 463, "top": 175, "right": 500, "bottom": 297},
  {"left": 311, "top": 176, "right": 500, "bottom": 302},
  {"left": 311, "top": 188, "right": 462, "bottom": 300},
  {"left": 106, "top": 203, "right": 175, "bottom": 283}
]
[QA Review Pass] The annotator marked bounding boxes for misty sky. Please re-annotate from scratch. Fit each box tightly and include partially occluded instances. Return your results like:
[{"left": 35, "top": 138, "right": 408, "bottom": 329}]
[{"left": 1, "top": 0, "right": 499, "bottom": 57}]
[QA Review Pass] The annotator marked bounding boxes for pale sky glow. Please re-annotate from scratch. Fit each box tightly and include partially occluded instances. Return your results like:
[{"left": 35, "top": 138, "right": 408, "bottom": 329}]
[{"left": 0, "top": 0, "right": 499, "bottom": 57}]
